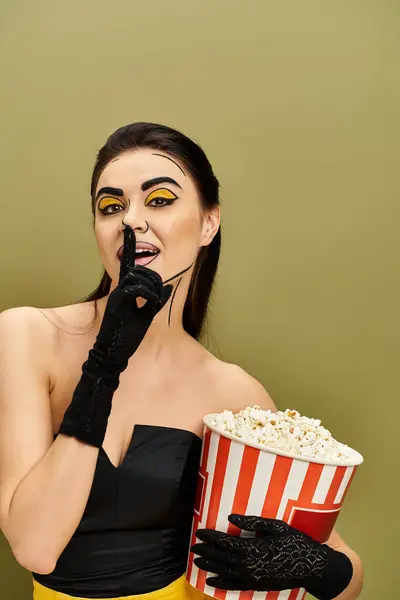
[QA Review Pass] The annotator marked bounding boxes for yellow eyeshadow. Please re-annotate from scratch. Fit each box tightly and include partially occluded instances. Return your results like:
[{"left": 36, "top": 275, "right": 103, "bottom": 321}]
[
  {"left": 98, "top": 197, "right": 124, "bottom": 210},
  {"left": 145, "top": 188, "right": 177, "bottom": 205}
]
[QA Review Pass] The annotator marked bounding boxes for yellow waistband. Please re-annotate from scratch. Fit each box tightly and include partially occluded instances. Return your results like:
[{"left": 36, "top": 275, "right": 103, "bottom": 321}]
[{"left": 32, "top": 574, "right": 211, "bottom": 600}]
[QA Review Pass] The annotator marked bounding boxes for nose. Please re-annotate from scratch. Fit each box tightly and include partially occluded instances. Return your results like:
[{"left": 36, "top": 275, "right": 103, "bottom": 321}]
[
  {"left": 120, "top": 205, "right": 149, "bottom": 234},
  {"left": 121, "top": 219, "right": 149, "bottom": 234}
]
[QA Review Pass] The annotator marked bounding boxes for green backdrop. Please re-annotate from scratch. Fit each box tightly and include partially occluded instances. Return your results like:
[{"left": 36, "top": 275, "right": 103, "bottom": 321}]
[{"left": 1, "top": 1, "right": 397, "bottom": 597}]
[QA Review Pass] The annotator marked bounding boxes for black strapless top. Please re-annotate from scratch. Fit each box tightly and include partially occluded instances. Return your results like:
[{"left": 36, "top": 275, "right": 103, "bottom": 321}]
[{"left": 32, "top": 425, "right": 202, "bottom": 598}]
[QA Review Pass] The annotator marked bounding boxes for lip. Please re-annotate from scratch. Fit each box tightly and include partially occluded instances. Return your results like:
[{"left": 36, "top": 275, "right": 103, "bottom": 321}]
[
  {"left": 117, "top": 241, "right": 160, "bottom": 267},
  {"left": 134, "top": 253, "right": 159, "bottom": 267}
]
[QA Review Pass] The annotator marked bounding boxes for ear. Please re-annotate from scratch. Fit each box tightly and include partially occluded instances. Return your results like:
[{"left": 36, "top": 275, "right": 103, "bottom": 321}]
[{"left": 200, "top": 205, "right": 220, "bottom": 247}]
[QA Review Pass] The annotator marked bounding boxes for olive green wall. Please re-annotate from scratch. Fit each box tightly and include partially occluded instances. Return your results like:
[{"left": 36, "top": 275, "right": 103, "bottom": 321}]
[{"left": 1, "top": 1, "right": 397, "bottom": 597}]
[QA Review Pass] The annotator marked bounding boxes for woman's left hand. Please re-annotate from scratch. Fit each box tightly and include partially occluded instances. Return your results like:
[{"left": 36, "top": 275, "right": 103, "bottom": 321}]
[{"left": 191, "top": 515, "right": 353, "bottom": 600}]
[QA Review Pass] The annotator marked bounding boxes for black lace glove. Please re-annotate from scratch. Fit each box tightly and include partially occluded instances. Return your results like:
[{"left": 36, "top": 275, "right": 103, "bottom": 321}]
[
  {"left": 59, "top": 225, "right": 173, "bottom": 448},
  {"left": 191, "top": 515, "right": 353, "bottom": 600}
]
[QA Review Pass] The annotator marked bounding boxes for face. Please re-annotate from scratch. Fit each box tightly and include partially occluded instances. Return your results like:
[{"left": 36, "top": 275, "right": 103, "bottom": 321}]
[{"left": 93, "top": 148, "right": 220, "bottom": 289}]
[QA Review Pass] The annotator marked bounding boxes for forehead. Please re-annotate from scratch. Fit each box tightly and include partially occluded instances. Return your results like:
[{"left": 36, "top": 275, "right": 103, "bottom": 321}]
[{"left": 95, "top": 148, "right": 194, "bottom": 195}]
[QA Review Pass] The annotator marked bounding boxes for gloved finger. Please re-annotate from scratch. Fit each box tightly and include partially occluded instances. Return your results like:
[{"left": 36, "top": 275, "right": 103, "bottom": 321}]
[
  {"left": 157, "top": 284, "right": 173, "bottom": 308},
  {"left": 120, "top": 270, "right": 161, "bottom": 296},
  {"left": 140, "top": 285, "right": 173, "bottom": 320},
  {"left": 191, "top": 542, "right": 239, "bottom": 566},
  {"left": 119, "top": 226, "right": 136, "bottom": 282},
  {"left": 228, "top": 514, "right": 290, "bottom": 536},
  {"left": 133, "top": 264, "right": 163, "bottom": 296},
  {"left": 123, "top": 285, "right": 159, "bottom": 305},
  {"left": 194, "top": 557, "right": 240, "bottom": 579},
  {"left": 205, "top": 576, "right": 246, "bottom": 591},
  {"left": 162, "top": 284, "right": 173, "bottom": 303},
  {"left": 195, "top": 529, "right": 244, "bottom": 551}
]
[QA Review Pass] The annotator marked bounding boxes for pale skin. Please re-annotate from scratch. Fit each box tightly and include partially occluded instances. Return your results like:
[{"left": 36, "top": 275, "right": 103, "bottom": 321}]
[{"left": 0, "top": 148, "right": 363, "bottom": 597}]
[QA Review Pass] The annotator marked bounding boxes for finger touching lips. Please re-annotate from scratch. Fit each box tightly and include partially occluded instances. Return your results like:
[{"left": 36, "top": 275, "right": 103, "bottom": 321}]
[{"left": 119, "top": 225, "right": 136, "bottom": 280}]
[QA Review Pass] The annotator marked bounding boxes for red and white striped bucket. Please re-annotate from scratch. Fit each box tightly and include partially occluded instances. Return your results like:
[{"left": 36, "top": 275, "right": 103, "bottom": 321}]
[{"left": 186, "top": 421, "right": 363, "bottom": 600}]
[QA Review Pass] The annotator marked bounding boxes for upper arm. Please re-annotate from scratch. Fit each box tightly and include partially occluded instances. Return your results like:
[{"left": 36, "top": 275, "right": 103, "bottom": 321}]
[
  {"left": 224, "top": 364, "right": 278, "bottom": 414},
  {"left": 0, "top": 307, "right": 54, "bottom": 527},
  {"left": 325, "top": 527, "right": 344, "bottom": 550}
]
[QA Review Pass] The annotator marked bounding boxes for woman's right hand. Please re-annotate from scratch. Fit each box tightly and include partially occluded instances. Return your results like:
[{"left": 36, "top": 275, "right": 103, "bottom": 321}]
[
  {"left": 92, "top": 225, "right": 173, "bottom": 374},
  {"left": 59, "top": 226, "right": 172, "bottom": 447}
]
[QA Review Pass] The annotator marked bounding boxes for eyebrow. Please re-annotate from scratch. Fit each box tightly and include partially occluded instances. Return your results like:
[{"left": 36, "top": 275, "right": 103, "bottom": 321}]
[
  {"left": 95, "top": 186, "right": 124, "bottom": 201},
  {"left": 95, "top": 177, "right": 182, "bottom": 203},
  {"left": 141, "top": 177, "right": 182, "bottom": 192}
]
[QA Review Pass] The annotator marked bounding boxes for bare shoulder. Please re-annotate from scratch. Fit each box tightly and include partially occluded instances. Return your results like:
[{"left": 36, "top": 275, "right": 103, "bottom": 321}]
[
  {"left": 0, "top": 301, "right": 95, "bottom": 378},
  {"left": 0, "top": 305, "right": 52, "bottom": 339},
  {"left": 206, "top": 357, "right": 279, "bottom": 414},
  {"left": 34, "top": 301, "right": 98, "bottom": 334},
  {"left": 0, "top": 301, "right": 94, "bottom": 331},
  {"left": 0, "top": 306, "right": 56, "bottom": 372}
]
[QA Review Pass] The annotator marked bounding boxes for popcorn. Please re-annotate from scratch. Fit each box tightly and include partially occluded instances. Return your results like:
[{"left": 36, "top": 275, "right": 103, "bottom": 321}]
[{"left": 204, "top": 406, "right": 354, "bottom": 462}]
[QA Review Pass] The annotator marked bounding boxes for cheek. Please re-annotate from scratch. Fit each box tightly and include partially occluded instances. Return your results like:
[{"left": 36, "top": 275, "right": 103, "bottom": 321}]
[
  {"left": 162, "top": 211, "right": 202, "bottom": 248},
  {"left": 94, "top": 222, "right": 115, "bottom": 261}
]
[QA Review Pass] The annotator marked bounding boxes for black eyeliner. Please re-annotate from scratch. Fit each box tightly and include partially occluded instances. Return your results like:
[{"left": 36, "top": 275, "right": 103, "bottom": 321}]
[
  {"left": 151, "top": 154, "right": 186, "bottom": 176},
  {"left": 163, "top": 263, "right": 194, "bottom": 284},
  {"left": 168, "top": 277, "right": 182, "bottom": 327}
]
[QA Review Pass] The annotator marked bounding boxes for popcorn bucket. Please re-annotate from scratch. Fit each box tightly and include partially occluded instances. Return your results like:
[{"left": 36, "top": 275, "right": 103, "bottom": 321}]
[{"left": 186, "top": 420, "right": 363, "bottom": 600}]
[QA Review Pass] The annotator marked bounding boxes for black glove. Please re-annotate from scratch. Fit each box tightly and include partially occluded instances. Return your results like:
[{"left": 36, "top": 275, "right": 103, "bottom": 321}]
[
  {"left": 191, "top": 515, "right": 353, "bottom": 600},
  {"left": 59, "top": 225, "right": 173, "bottom": 448}
]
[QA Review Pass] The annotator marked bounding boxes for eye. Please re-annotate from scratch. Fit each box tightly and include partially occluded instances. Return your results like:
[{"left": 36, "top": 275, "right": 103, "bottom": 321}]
[
  {"left": 145, "top": 188, "right": 177, "bottom": 207},
  {"left": 98, "top": 197, "right": 125, "bottom": 215}
]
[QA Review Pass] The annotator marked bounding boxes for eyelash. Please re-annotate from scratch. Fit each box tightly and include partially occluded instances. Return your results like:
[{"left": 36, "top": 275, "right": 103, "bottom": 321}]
[{"left": 98, "top": 197, "right": 176, "bottom": 215}]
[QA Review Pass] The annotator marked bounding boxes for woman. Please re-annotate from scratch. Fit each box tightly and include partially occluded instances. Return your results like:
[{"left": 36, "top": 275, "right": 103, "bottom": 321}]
[{"left": 0, "top": 123, "right": 362, "bottom": 600}]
